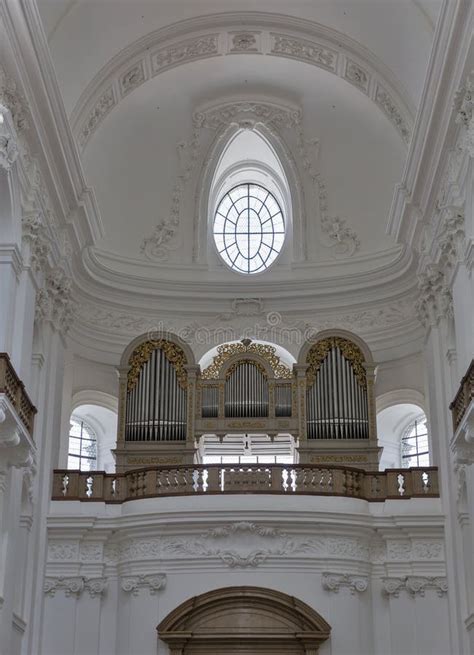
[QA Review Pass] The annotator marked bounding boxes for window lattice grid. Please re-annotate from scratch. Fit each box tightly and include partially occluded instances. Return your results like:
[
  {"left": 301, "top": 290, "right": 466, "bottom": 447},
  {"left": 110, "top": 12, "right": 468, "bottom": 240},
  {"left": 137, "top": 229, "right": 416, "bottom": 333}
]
[
  {"left": 401, "top": 418, "right": 429, "bottom": 468},
  {"left": 213, "top": 183, "right": 285, "bottom": 274},
  {"left": 68, "top": 418, "right": 97, "bottom": 472}
]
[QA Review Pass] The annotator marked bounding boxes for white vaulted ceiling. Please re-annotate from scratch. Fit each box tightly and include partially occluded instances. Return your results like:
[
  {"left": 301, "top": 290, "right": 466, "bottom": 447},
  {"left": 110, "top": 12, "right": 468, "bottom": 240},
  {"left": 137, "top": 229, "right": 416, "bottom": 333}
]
[{"left": 32, "top": 0, "right": 443, "bottom": 356}]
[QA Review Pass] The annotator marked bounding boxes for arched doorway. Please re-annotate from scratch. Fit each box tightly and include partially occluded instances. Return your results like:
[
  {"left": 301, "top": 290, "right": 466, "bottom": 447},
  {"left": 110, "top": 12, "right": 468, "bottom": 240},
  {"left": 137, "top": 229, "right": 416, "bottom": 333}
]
[{"left": 157, "top": 586, "right": 331, "bottom": 654}]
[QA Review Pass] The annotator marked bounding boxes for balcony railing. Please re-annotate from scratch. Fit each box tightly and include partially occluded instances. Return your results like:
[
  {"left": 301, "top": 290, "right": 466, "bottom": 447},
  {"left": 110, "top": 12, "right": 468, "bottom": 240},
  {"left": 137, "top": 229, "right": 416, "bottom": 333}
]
[
  {"left": 450, "top": 359, "right": 474, "bottom": 431},
  {"left": 52, "top": 465, "right": 439, "bottom": 503},
  {"left": 0, "top": 353, "right": 36, "bottom": 436}
]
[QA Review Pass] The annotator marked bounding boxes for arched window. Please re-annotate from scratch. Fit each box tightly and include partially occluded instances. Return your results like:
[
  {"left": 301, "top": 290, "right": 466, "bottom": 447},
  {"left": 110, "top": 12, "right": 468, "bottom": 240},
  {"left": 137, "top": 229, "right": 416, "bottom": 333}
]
[
  {"left": 67, "top": 418, "right": 97, "bottom": 471},
  {"left": 213, "top": 183, "right": 285, "bottom": 274},
  {"left": 401, "top": 415, "right": 430, "bottom": 467},
  {"left": 208, "top": 128, "right": 291, "bottom": 274}
]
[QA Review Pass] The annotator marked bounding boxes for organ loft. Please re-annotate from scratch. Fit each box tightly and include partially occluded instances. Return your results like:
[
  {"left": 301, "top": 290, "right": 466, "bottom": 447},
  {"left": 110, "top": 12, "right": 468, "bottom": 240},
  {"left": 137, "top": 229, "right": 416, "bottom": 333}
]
[{"left": 113, "top": 329, "right": 379, "bottom": 472}]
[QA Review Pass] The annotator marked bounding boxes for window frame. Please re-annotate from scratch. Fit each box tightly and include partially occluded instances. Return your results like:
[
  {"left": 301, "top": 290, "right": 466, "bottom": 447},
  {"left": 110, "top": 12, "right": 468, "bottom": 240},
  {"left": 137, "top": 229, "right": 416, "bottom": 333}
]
[
  {"left": 213, "top": 182, "right": 286, "bottom": 275},
  {"left": 67, "top": 417, "right": 98, "bottom": 471},
  {"left": 401, "top": 415, "right": 430, "bottom": 468}
]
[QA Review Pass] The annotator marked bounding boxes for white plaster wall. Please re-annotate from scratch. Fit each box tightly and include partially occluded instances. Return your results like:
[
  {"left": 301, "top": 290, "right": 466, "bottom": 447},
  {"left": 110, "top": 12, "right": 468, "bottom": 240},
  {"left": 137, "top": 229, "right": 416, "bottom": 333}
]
[
  {"left": 375, "top": 354, "right": 425, "bottom": 399},
  {"left": 42, "top": 495, "right": 449, "bottom": 655}
]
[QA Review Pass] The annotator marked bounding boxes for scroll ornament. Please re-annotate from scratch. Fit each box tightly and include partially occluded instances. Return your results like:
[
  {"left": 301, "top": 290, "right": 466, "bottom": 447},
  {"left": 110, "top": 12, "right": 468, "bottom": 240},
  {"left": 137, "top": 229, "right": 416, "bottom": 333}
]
[
  {"left": 306, "top": 337, "right": 366, "bottom": 387},
  {"left": 202, "top": 339, "right": 292, "bottom": 380},
  {"left": 127, "top": 339, "right": 188, "bottom": 391}
]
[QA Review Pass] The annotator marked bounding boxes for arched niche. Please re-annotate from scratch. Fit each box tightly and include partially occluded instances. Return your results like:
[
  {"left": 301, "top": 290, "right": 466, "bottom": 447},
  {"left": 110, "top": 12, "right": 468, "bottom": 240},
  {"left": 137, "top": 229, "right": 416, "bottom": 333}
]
[{"left": 157, "top": 586, "right": 331, "bottom": 655}]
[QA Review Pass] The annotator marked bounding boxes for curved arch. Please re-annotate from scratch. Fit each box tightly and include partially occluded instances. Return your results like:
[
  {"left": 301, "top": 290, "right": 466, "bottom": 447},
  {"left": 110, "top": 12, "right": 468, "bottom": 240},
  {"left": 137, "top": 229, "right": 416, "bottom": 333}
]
[
  {"left": 119, "top": 329, "right": 196, "bottom": 368},
  {"left": 298, "top": 328, "right": 373, "bottom": 364},
  {"left": 157, "top": 585, "right": 331, "bottom": 654},
  {"left": 221, "top": 352, "right": 275, "bottom": 380},
  {"left": 71, "top": 390, "right": 118, "bottom": 414},
  {"left": 72, "top": 12, "right": 413, "bottom": 151},
  {"left": 201, "top": 339, "right": 294, "bottom": 380},
  {"left": 376, "top": 388, "right": 426, "bottom": 414}
]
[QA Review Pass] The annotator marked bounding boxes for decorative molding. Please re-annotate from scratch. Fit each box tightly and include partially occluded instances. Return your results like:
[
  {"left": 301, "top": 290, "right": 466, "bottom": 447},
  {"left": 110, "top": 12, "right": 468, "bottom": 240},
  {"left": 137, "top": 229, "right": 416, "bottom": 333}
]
[
  {"left": 344, "top": 59, "right": 370, "bottom": 93},
  {"left": 140, "top": 219, "right": 180, "bottom": 262},
  {"left": 43, "top": 577, "right": 84, "bottom": 597},
  {"left": 270, "top": 32, "right": 337, "bottom": 72},
  {"left": 382, "top": 576, "right": 447, "bottom": 597},
  {"left": 218, "top": 298, "right": 265, "bottom": 320},
  {"left": 162, "top": 522, "right": 326, "bottom": 567},
  {"left": 375, "top": 84, "right": 411, "bottom": 144},
  {"left": 72, "top": 18, "right": 413, "bottom": 152},
  {"left": 229, "top": 31, "right": 261, "bottom": 53},
  {"left": 72, "top": 295, "right": 419, "bottom": 343},
  {"left": 120, "top": 574, "right": 166, "bottom": 596},
  {"left": 35, "top": 267, "right": 75, "bottom": 334},
  {"left": 381, "top": 577, "right": 405, "bottom": 597},
  {"left": 48, "top": 542, "right": 79, "bottom": 561},
  {"left": 385, "top": 539, "right": 444, "bottom": 562},
  {"left": 21, "top": 212, "right": 52, "bottom": 273},
  {"left": 454, "top": 70, "right": 474, "bottom": 157},
  {"left": 78, "top": 87, "right": 116, "bottom": 148},
  {"left": 0, "top": 65, "right": 29, "bottom": 134},
  {"left": 79, "top": 543, "right": 103, "bottom": 562},
  {"left": 0, "top": 110, "right": 19, "bottom": 171},
  {"left": 43, "top": 576, "right": 107, "bottom": 598},
  {"left": 205, "top": 100, "right": 360, "bottom": 259},
  {"left": 415, "top": 264, "right": 453, "bottom": 328},
  {"left": 201, "top": 339, "right": 292, "bottom": 379},
  {"left": 119, "top": 62, "right": 146, "bottom": 97},
  {"left": 322, "top": 572, "right": 368, "bottom": 594},
  {"left": 141, "top": 97, "right": 360, "bottom": 263},
  {"left": 83, "top": 578, "right": 108, "bottom": 598},
  {"left": 151, "top": 35, "right": 219, "bottom": 75}
]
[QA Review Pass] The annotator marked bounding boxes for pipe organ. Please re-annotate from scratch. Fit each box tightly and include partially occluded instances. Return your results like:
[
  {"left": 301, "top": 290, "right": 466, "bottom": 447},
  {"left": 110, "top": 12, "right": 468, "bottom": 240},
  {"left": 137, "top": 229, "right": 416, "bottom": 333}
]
[
  {"left": 125, "top": 344, "right": 187, "bottom": 442},
  {"left": 224, "top": 362, "right": 269, "bottom": 418},
  {"left": 114, "top": 332, "right": 379, "bottom": 472},
  {"left": 305, "top": 338, "right": 369, "bottom": 440}
]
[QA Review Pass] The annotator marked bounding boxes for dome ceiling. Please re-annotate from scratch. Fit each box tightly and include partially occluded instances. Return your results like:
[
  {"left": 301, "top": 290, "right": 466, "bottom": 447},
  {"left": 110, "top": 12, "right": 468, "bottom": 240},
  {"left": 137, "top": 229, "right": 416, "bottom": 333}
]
[{"left": 32, "top": 0, "right": 442, "bottom": 351}]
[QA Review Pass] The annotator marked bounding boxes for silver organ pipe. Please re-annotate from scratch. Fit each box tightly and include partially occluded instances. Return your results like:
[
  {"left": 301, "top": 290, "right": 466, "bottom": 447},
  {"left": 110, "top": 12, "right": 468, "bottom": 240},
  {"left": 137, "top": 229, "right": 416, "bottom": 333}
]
[
  {"left": 306, "top": 343, "right": 369, "bottom": 439},
  {"left": 125, "top": 346, "right": 187, "bottom": 442},
  {"left": 224, "top": 362, "right": 269, "bottom": 418},
  {"left": 275, "top": 384, "right": 292, "bottom": 417},
  {"left": 201, "top": 386, "right": 219, "bottom": 418}
]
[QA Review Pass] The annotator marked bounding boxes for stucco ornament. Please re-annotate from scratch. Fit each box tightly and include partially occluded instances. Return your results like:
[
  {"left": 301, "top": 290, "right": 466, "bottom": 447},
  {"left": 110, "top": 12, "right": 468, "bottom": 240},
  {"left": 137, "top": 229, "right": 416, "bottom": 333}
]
[
  {"left": 0, "top": 113, "right": 18, "bottom": 170},
  {"left": 35, "top": 267, "right": 75, "bottom": 334},
  {"left": 162, "top": 521, "right": 331, "bottom": 568},
  {"left": 454, "top": 70, "right": 474, "bottom": 156},
  {"left": 0, "top": 66, "right": 29, "bottom": 133},
  {"left": 140, "top": 219, "right": 180, "bottom": 262}
]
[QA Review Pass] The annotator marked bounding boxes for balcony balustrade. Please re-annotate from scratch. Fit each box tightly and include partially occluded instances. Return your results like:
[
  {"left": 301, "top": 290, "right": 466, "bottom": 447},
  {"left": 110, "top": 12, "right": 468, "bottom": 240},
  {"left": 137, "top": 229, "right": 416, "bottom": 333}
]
[
  {"left": 0, "top": 353, "right": 36, "bottom": 437},
  {"left": 450, "top": 359, "right": 474, "bottom": 431},
  {"left": 52, "top": 464, "right": 439, "bottom": 503}
]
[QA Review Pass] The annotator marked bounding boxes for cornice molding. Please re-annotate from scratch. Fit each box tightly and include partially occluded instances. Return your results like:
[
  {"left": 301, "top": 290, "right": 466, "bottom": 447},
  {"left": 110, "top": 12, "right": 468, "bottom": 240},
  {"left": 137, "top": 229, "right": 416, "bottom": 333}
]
[
  {"left": 78, "top": 242, "right": 414, "bottom": 301},
  {"left": 387, "top": 0, "right": 473, "bottom": 246},
  {"left": 71, "top": 12, "right": 414, "bottom": 151}
]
